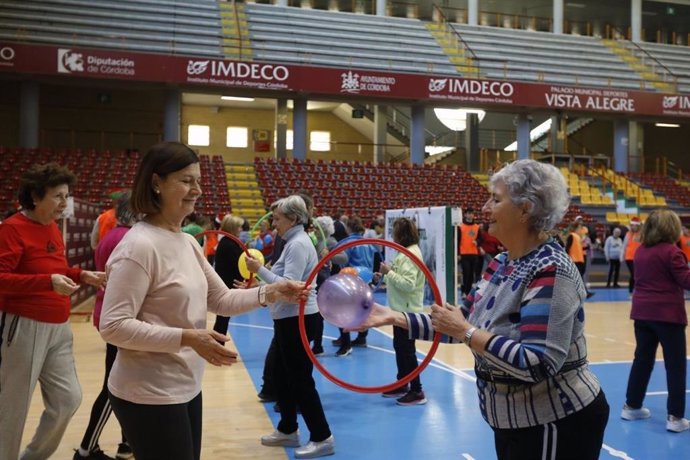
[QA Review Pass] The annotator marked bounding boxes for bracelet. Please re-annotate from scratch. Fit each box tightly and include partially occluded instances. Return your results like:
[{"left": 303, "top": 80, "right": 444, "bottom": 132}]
[
  {"left": 258, "top": 285, "right": 268, "bottom": 307},
  {"left": 463, "top": 326, "right": 478, "bottom": 347}
]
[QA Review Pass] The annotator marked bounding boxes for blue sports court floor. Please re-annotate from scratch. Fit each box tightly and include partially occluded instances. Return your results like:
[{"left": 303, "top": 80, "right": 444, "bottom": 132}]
[{"left": 228, "top": 287, "right": 690, "bottom": 459}]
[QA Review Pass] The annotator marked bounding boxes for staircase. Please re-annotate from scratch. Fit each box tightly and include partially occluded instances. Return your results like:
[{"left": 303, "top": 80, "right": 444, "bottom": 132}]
[
  {"left": 601, "top": 39, "right": 675, "bottom": 92},
  {"left": 225, "top": 164, "right": 265, "bottom": 224},
  {"left": 426, "top": 22, "right": 480, "bottom": 77},
  {"left": 218, "top": 1, "right": 252, "bottom": 61},
  {"left": 533, "top": 118, "right": 593, "bottom": 152}
]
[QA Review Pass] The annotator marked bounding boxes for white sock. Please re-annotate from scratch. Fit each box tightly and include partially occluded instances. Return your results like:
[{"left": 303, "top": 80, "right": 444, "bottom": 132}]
[{"left": 78, "top": 447, "right": 90, "bottom": 457}]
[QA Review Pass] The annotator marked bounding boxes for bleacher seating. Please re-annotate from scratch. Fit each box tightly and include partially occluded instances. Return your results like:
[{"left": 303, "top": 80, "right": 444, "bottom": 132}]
[
  {"left": 0, "top": 0, "right": 224, "bottom": 57},
  {"left": 0, "top": 147, "right": 230, "bottom": 218},
  {"left": 246, "top": 3, "right": 458, "bottom": 75},
  {"left": 254, "top": 157, "right": 489, "bottom": 221},
  {"left": 627, "top": 172, "right": 690, "bottom": 208},
  {"left": 451, "top": 24, "right": 645, "bottom": 90},
  {"left": 638, "top": 42, "right": 690, "bottom": 94}
]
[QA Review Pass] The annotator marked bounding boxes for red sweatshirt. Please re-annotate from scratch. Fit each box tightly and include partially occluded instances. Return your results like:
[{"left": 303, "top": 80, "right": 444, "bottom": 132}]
[{"left": 0, "top": 213, "right": 82, "bottom": 323}]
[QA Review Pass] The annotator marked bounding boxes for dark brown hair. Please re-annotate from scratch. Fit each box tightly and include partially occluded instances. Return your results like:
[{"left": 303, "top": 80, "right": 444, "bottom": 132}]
[
  {"left": 393, "top": 217, "right": 419, "bottom": 248},
  {"left": 347, "top": 215, "right": 365, "bottom": 234},
  {"left": 18, "top": 163, "right": 76, "bottom": 210},
  {"left": 130, "top": 142, "right": 199, "bottom": 215}
]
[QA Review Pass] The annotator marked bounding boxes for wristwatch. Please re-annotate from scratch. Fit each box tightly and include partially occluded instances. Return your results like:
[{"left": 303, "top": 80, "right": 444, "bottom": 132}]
[
  {"left": 258, "top": 285, "right": 268, "bottom": 306},
  {"left": 463, "top": 326, "right": 478, "bottom": 346}
]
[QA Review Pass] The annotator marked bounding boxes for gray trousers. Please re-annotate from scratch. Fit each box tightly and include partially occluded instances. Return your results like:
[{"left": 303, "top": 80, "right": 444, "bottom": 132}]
[{"left": 0, "top": 312, "right": 82, "bottom": 460}]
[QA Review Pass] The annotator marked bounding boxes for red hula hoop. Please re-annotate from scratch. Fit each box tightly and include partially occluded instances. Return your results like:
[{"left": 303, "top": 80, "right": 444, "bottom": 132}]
[
  {"left": 197, "top": 230, "right": 255, "bottom": 286},
  {"left": 299, "top": 237, "right": 442, "bottom": 394}
]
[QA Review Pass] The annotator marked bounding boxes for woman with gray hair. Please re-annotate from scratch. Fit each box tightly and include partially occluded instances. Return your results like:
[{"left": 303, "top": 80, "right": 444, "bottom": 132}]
[
  {"left": 359, "top": 160, "right": 609, "bottom": 459},
  {"left": 245, "top": 195, "right": 335, "bottom": 458}
]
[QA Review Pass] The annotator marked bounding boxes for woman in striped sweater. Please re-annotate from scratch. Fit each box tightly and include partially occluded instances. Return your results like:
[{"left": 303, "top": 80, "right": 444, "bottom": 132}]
[{"left": 360, "top": 159, "right": 609, "bottom": 460}]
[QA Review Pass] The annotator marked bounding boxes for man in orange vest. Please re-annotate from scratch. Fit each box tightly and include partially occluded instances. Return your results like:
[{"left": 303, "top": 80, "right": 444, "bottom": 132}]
[
  {"left": 621, "top": 216, "right": 643, "bottom": 293},
  {"left": 90, "top": 190, "right": 129, "bottom": 250},
  {"left": 458, "top": 208, "right": 483, "bottom": 297},
  {"left": 566, "top": 221, "right": 594, "bottom": 298}
]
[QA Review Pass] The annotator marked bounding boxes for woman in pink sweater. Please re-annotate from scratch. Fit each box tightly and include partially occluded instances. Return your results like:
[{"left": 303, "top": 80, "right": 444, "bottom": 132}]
[
  {"left": 99, "top": 142, "right": 308, "bottom": 460},
  {"left": 622, "top": 209, "right": 690, "bottom": 433}
]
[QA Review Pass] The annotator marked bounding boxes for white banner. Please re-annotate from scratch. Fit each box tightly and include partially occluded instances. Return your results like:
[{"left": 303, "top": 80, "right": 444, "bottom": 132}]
[{"left": 384, "top": 207, "right": 458, "bottom": 305}]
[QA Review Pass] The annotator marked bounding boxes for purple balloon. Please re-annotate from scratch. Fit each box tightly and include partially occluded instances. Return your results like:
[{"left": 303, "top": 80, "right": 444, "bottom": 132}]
[{"left": 317, "top": 273, "right": 374, "bottom": 329}]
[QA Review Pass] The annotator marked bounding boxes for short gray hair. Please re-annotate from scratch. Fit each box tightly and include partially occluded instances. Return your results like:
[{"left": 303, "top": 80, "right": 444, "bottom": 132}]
[
  {"left": 315, "top": 215, "right": 335, "bottom": 237},
  {"left": 270, "top": 195, "right": 310, "bottom": 226},
  {"left": 490, "top": 159, "right": 570, "bottom": 233}
]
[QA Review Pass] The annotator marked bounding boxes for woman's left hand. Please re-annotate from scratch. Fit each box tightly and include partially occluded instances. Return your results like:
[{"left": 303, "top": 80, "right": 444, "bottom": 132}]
[
  {"left": 266, "top": 280, "right": 310, "bottom": 304},
  {"left": 379, "top": 262, "right": 391, "bottom": 275},
  {"left": 81, "top": 270, "right": 106, "bottom": 288},
  {"left": 430, "top": 303, "right": 467, "bottom": 339}
]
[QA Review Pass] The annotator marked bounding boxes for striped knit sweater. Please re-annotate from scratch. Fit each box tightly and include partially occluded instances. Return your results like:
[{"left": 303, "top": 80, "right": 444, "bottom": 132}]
[{"left": 406, "top": 239, "right": 601, "bottom": 429}]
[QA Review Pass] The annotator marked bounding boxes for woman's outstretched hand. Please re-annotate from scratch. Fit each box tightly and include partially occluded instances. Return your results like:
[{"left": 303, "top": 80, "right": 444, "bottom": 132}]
[
  {"left": 266, "top": 280, "right": 311, "bottom": 304},
  {"left": 347, "top": 303, "right": 397, "bottom": 331}
]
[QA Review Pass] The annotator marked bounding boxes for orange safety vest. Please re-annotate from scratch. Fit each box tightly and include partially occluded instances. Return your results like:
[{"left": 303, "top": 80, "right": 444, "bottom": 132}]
[
  {"left": 680, "top": 235, "right": 690, "bottom": 261},
  {"left": 568, "top": 232, "right": 584, "bottom": 263},
  {"left": 205, "top": 232, "right": 219, "bottom": 257},
  {"left": 459, "top": 223, "right": 480, "bottom": 255},
  {"left": 97, "top": 208, "right": 117, "bottom": 243},
  {"left": 624, "top": 231, "right": 642, "bottom": 261}
]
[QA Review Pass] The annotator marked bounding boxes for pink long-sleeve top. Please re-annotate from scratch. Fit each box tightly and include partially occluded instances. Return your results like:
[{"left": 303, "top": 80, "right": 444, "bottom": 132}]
[{"left": 100, "top": 221, "right": 261, "bottom": 405}]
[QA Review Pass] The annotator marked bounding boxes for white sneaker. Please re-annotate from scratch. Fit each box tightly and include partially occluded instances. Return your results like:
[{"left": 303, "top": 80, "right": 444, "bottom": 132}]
[
  {"left": 294, "top": 435, "right": 335, "bottom": 458},
  {"left": 666, "top": 416, "right": 690, "bottom": 433},
  {"left": 261, "top": 429, "right": 300, "bottom": 447},
  {"left": 621, "top": 404, "right": 651, "bottom": 420}
]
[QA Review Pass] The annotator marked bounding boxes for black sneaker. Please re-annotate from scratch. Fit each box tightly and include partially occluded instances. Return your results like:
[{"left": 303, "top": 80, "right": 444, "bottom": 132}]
[
  {"left": 382, "top": 385, "right": 409, "bottom": 398},
  {"left": 258, "top": 390, "right": 277, "bottom": 402},
  {"left": 351, "top": 337, "right": 367, "bottom": 347},
  {"left": 312, "top": 345, "right": 325, "bottom": 356},
  {"left": 586, "top": 291, "right": 595, "bottom": 299},
  {"left": 116, "top": 443, "right": 134, "bottom": 459},
  {"left": 335, "top": 346, "right": 352, "bottom": 357},
  {"left": 396, "top": 390, "right": 427, "bottom": 406},
  {"left": 73, "top": 448, "right": 116, "bottom": 460}
]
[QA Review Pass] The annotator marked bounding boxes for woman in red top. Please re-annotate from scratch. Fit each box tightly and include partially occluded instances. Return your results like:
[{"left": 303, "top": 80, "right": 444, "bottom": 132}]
[{"left": 0, "top": 163, "right": 106, "bottom": 460}]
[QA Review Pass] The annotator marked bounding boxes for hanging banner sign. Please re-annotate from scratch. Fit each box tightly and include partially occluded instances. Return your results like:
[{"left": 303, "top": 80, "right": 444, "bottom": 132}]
[{"left": 1, "top": 41, "right": 688, "bottom": 118}]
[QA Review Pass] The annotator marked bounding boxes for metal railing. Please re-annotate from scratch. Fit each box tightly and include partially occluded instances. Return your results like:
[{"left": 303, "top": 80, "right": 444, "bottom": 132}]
[
  {"left": 608, "top": 25, "right": 678, "bottom": 92},
  {"left": 431, "top": 4, "right": 479, "bottom": 68}
]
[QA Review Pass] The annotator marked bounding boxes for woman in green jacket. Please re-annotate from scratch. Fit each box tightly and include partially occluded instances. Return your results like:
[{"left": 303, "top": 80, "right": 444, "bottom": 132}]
[{"left": 377, "top": 217, "right": 426, "bottom": 406}]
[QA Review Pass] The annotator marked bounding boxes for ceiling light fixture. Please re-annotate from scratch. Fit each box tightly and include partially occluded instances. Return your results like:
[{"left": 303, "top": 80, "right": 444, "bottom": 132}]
[
  {"left": 655, "top": 122, "right": 680, "bottom": 128},
  {"left": 221, "top": 96, "right": 255, "bottom": 102}
]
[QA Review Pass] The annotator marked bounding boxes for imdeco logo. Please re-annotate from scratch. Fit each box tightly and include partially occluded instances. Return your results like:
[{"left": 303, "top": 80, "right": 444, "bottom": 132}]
[
  {"left": 429, "top": 79, "right": 448, "bottom": 92},
  {"left": 187, "top": 60, "right": 209, "bottom": 75},
  {"left": 663, "top": 96, "right": 678, "bottom": 109}
]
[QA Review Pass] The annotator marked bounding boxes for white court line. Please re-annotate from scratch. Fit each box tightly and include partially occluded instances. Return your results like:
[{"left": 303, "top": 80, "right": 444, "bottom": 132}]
[
  {"left": 229, "top": 323, "right": 478, "bottom": 381},
  {"left": 589, "top": 357, "right": 690, "bottom": 365},
  {"left": 369, "top": 327, "right": 477, "bottom": 382},
  {"left": 646, "top": 390, "right": 690, "bottom": 396},
  {"left": 602, "top": 443, "right": 635, "bottom": 460},
  {"left": 461, "top": 454, "right": 475, "bottom": 460}
]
